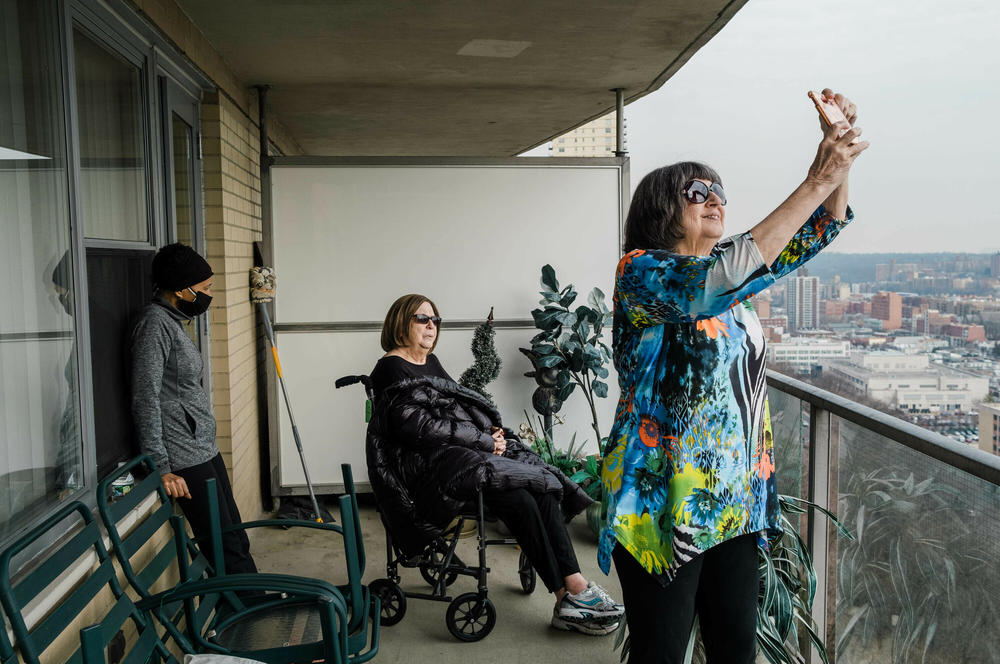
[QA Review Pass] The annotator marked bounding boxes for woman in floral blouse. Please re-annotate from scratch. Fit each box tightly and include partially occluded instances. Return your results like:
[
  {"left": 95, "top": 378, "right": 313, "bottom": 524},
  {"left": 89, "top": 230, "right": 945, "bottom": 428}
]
[{"left": 598, "top": 89, "right": 868, "bottom": 663}]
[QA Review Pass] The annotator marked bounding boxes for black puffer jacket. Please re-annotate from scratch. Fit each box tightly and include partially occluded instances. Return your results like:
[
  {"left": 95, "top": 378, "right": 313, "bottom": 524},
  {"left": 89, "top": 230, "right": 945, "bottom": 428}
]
[{"left": 366, "top": 375, "right": 592, "bottom": 556}]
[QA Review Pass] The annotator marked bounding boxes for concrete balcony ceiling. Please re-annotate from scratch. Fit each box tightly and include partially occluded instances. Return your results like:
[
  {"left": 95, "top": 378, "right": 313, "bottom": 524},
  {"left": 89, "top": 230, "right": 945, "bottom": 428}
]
[{"left": 172, "top": 0, "right": 746, "bottom": 155}]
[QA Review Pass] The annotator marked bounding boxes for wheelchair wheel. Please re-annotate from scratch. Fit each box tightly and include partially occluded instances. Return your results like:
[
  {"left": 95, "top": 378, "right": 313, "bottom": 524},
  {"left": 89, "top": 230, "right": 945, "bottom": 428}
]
[
  {"left": 369, "top": 578, "right": 406, "bottom": 626},
  {"left": 445, "top": 592, "right": 496, "bottom": 642},
  {"left": 518, "top": 551, "right": 536, "bottom": 594},
  {"left": 419, "top": 548, "right": 459, "bottom": 589}
]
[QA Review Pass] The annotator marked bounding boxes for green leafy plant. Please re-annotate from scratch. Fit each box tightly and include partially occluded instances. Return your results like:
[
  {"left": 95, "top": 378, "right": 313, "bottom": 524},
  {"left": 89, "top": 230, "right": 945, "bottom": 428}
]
[
  {"left": 614, "top": 495, "right": 853, "bottom": 664},
  {"left": 525, "top": 264, "right": 613, "bottom": 455},
  {"left": 519, "top": 411, "right": 586, "bottom": 478},
  {"left": 570, "top": 455, "right": 603, "bottom": 502}
]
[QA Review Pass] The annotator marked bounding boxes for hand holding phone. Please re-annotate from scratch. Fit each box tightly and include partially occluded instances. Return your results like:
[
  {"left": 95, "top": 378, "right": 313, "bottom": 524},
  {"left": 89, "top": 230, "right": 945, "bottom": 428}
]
[{"left": 808, "top": 90, "right": 850, "bottom": 137}]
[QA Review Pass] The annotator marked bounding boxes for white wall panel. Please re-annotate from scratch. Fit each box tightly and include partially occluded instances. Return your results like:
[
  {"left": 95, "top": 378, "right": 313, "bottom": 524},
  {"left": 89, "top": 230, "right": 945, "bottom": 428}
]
[
  {"left": 271, "top": 164, "right": 621, "bottom": 323},
  {"left": 270, "top": 161, "right": 625, "bottom": 490}
]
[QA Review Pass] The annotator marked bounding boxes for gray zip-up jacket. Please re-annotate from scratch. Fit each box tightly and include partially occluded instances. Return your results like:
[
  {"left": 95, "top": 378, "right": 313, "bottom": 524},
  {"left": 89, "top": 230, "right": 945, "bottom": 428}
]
[{"left": 131, "top": 297, "right": 218, "bottom": 473}]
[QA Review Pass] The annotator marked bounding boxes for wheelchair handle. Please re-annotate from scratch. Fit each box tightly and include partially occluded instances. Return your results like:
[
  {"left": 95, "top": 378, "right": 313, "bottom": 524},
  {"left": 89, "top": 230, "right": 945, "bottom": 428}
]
[
  {"left": 335, "top": 374, "right": 375, "bottom": 409},
  {"left": 335, "top": 374, "right": 370, "bottom": 390}
]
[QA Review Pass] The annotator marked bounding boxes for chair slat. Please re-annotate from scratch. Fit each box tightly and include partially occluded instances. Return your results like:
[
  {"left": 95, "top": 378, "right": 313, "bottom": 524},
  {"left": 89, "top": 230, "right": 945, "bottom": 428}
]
[
  {"left": 119, "top": 620, "right": 173, "bottom": 664},
  {"left": 134, "top": 541, "right": 178, "bottom": 591},
  {"left": 12, "top": 521, "right": 103, "bottom": 607},
  {"left": 28, "top": 557, "right": 117, "bottom": 654},
  {"left": 121, "top": 502, "right": 173, "bottom": 559}
]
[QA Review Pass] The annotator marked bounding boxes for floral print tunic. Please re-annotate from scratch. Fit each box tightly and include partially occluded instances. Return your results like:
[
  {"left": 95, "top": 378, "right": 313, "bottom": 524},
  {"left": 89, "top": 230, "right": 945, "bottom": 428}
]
[{"left": 597, "top": 205, "right": 853, "bottom": 581}]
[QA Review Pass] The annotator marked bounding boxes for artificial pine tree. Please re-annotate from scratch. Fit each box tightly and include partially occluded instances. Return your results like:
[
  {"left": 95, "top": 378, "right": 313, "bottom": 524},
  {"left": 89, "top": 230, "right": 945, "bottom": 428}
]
[{"left": 459, "top": 307, "right": 502, "bottom": 404}]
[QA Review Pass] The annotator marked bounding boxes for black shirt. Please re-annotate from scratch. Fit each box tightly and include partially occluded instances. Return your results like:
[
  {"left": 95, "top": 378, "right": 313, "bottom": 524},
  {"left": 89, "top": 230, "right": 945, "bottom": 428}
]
[{"left": 370, "top": 354, "right": 453, "bottom": 402}]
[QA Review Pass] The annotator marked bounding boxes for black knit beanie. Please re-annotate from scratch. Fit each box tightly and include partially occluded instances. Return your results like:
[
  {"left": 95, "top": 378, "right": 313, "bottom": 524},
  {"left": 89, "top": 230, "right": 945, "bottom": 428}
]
[{"left": 152, "top": 243, "right": 213, "bottom": 291}]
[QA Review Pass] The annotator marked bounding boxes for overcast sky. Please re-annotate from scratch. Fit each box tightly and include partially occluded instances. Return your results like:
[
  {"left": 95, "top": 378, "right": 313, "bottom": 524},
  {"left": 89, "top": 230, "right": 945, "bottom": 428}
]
[{"left": 532, "top": 0, "right": 1000, "bottom": 254}]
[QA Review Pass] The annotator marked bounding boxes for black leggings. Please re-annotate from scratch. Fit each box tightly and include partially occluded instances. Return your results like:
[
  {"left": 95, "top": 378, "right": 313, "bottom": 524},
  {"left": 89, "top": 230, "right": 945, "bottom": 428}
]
[
  {"left": 484, "top": 488, "right": 580, "bottom": 593},
  {"left": 174, "top": 453, "right": 258, "bottom": 575},
  {"left": 613, "top": 533, "right": 758, "bottom": 664}
]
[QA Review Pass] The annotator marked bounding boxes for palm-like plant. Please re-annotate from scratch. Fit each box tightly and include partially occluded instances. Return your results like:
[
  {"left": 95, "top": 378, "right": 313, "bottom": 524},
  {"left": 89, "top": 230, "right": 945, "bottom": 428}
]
[{"left": 836, "top": 460, "right": 1000, "bottom": 664}]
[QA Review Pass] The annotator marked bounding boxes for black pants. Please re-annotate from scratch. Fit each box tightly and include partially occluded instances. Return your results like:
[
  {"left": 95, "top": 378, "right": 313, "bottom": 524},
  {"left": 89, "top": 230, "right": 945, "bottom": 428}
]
[
  {"left": 484, "top": 488, "right": 580, "bottom": 593},
  {"left": 174, "top": 453, "right": 258, "bottom": 575},
  {"left": 613, "top": 534, "right": 758, "bottom": 664}
]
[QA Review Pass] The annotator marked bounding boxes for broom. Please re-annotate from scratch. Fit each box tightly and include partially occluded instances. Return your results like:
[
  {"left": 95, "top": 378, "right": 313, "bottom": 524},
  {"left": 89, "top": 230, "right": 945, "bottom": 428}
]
[{"left": 250, "top": 265, "right": 327, "bottom": 523}]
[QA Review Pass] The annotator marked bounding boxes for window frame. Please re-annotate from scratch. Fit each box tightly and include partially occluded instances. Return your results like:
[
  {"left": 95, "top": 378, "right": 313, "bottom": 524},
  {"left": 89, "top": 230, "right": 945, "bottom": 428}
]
[{"left": 0, "top": 0, "right": 211, "bottom": 559}]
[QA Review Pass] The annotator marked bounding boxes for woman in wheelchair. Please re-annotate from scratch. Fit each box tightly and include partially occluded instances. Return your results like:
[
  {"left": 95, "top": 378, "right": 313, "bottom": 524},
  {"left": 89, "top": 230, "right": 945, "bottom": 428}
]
[{"left": 366, "top": 294, "right": 624, "bottom": 636}]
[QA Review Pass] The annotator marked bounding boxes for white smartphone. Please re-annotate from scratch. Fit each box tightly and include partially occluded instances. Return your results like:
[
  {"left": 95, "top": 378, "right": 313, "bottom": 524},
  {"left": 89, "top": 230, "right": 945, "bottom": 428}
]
[{"left": 808, "top": 90, "right": 849, "bottom": 137}]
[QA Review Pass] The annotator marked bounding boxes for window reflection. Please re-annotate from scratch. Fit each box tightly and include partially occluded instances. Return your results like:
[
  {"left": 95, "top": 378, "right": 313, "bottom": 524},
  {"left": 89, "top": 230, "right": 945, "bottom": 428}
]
[
  {"left": 74, "top": 27, "right": 148, "bottom": 242},
  {"left": 0, "top": 0, "right": 83, "bottom": 538}
]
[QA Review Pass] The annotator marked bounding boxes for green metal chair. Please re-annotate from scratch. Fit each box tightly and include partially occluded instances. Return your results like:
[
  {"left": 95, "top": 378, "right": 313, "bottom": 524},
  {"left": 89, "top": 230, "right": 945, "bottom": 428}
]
[
  {"left": 95, "top": 456, "right": 377, "bottom": 662},
  {"left": 203, "top": 464, "right": 376, "bottom": 662},
  {"left": 0, "top": 499, "right": 351, "bottom": 664},
  {"left": 0, "top": 501, "right": 176, "bottom": 664}
]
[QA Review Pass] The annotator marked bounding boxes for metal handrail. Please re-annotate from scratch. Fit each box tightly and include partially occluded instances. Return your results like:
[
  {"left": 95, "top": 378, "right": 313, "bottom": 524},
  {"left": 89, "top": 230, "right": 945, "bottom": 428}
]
[{"left": 766, "top": 369, "right": 1000, "bottom": 485}]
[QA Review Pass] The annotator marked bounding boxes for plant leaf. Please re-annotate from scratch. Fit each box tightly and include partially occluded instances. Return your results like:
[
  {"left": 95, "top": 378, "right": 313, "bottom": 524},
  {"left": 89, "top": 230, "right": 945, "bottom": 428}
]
[
  {"left": 592, "top": 380, "right": 609, "bottom": 398},
  {"left": 557, "top": 382, "right": 576, "bottom": 401},
  {"left": 531, "top": 307, "right": 563, "bottom": 332},
  {"left": 588, "top": 287, "right": 606, "bottom": 312},
  {"left": 536, "top": 354, "right": 563, "bottom": 368},
  {"left": 559, "top": 286, "right": 578, "bottom": 308},
  {"left": 541, "top": 264, "right": 559, "bottom": 292}
]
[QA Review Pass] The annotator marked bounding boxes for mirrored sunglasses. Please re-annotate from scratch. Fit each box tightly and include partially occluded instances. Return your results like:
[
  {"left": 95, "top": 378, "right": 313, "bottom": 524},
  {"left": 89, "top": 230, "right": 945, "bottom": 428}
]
[{"left": 682, "top": 179, "right": 726, "bottom": 206}]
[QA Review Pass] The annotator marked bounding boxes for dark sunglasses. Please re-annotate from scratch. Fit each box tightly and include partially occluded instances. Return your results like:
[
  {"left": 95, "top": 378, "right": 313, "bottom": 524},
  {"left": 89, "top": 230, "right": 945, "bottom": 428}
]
[
  {"left": 412, "top": 313, "right": 441, "bottom": 326},
  {"left": 682, "top": 179, "right": 726, "bottom": 206}
]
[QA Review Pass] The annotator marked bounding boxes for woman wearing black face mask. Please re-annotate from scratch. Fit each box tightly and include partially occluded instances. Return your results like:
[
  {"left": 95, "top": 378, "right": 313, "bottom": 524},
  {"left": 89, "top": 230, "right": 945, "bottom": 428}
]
[{"left": 131, "top": 243, "right": 257, "bottom": 575}]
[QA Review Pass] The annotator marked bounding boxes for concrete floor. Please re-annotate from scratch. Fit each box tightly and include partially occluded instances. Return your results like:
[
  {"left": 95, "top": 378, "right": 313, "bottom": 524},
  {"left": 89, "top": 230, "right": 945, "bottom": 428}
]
[{"left": 251, "top": 497, "right": 627, "bottom": 664}]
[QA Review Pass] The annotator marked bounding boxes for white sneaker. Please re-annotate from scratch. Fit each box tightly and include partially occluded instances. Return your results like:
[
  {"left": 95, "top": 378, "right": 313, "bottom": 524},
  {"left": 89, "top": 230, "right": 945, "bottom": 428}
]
[{"left": 550, "top": 583, "right": 625, "bottom": 635}]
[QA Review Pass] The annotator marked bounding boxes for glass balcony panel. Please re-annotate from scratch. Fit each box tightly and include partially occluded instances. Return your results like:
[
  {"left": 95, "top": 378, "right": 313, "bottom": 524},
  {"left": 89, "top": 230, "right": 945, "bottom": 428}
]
[
  {"left": 768, "top": 387, "right": 808, "bottom": 502},
  {"left": 834, "top": 418, "right": 1000, "bottom": 664}
]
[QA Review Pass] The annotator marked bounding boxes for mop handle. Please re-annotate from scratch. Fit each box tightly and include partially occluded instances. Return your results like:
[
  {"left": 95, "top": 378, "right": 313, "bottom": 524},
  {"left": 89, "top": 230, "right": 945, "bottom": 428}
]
[{"left": 251, "top": 267, "right": 324, "bottom": 523}]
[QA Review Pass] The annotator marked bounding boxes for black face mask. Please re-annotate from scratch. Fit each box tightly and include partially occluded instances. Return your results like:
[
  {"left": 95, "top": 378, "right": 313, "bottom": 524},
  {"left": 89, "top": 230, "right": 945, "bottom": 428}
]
[{"left": 177, "top": 288, "right": 212, "bottom": 317}]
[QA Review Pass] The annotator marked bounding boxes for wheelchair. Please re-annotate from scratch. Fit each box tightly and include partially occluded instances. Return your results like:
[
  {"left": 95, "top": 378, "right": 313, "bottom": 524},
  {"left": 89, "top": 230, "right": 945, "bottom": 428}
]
[{"left": 335, "top": 374, "right": 536, "bottom": 642}]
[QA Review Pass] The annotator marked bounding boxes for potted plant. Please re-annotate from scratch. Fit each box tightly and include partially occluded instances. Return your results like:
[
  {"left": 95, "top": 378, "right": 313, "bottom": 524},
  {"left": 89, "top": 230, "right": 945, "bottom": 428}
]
[
  {"left": 520, "top": 264, "right": 613, "bottom": 535},
  {"left": 521, "top": 264, "right": 613, "bottom": 454}
]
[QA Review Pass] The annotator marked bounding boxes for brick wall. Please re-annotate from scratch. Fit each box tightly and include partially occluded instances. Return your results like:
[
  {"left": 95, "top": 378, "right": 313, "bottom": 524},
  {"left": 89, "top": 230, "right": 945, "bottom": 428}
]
[{"left": 202, "top": 91, "right": 264, "bottom": 515}]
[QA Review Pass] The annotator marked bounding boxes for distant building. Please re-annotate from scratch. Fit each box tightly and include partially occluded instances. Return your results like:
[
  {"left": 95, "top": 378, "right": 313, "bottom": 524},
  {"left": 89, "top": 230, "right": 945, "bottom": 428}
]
[
  {"left": 977, "top": 402, "right": 1000, "bottom": 455},
  {"left": 943, "top": 324, "right": 987, "bottom": 343},
  {"left": 889, "top": 336, "right": 943, "bottom": 355},
  {"left": 915, "top": 309, "right": 957, "bottom": 336},
  {"left": 767, "top": 337, "right": 850, "bottom": 370},
  {"left": 822, "top": 299, "right": 849, "bottom": 324},
  {"left": 787, "top": 274, "right": 819, "bottom": 332},
  {"left": 753, "top": 298, "right": 771, "bottom": 319},
  {"left": 758, "top": 315, "right": 788, "bottom": 341},
  {"left": 871, "top": 291, "right": 902, "bottom": 331},
  {"left": 550, "top": 112, "right": 624, "bottom": 156},
  {"left": 826, "top": 351, "right": 989, "bottom": 413},
  {"left": 848, "top": 299, "right": 873, "bottom": 316}
]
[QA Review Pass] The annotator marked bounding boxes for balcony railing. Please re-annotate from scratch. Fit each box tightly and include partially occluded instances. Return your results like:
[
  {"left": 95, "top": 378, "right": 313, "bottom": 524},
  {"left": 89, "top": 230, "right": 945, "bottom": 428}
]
[{"left": 766, "top": 370, "right": 1000, "bottom": 664}]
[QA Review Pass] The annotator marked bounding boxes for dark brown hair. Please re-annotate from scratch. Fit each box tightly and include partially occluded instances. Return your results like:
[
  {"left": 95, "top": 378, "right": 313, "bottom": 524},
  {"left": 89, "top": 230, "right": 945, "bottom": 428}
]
[
  {"left": 380, "top": 294, "right": 440, "bottom": 352},
  {"left": 623, "top": 161, "right": 723, "bottom": 252}
]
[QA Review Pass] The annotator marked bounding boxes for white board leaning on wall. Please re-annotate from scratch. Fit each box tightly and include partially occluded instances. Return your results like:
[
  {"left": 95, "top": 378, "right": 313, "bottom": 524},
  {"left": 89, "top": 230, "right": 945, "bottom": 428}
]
[{"left": 268, "top": 158, "right": 627, "bottom": 491}]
